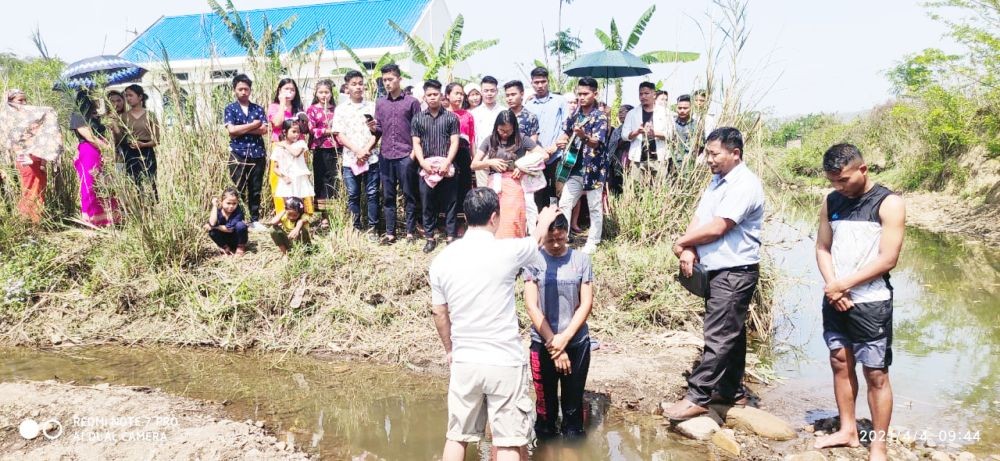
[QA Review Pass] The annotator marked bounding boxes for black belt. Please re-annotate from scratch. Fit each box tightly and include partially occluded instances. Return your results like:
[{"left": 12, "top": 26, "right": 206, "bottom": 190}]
[{"left": 708, "top": 264, "right": 759, "bottom": 276}]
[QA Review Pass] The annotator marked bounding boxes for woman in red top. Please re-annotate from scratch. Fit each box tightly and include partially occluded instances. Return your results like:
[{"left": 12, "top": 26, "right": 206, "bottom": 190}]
[
  {"left": 267, "top": 78, "right": 304, "bottom": 215},
  {"left": 445, "top": 82, "right": 475, "bottom": 219},
  {"left": 306, "top": 79, "right": 338, "bottom": 229}
]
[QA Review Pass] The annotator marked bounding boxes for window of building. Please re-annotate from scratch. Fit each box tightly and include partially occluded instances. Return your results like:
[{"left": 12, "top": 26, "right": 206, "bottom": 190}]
[{"left": 211, "top": 69, "right": 239, "bottom": 80}]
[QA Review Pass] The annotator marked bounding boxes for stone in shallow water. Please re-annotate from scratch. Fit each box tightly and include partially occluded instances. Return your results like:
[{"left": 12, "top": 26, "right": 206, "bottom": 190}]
[
  {"left": 724, "top": 406, "right": 797, "bottom": 440},
  {"left": 711, "top": 428, "right": 741, "bottom": 457},
  {"left": 784, "top": 451, "right": 828, "bottom": 461},
  {"left": 673, "top": 416, "right": 720, "bottom": 440}
]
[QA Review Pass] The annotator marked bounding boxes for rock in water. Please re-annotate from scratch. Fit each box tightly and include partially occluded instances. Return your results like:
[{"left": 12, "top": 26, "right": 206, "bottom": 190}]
[
  {"left": 725, "top": 406, "right": 797, "bottom": 440},
  {"left": 711, "top": 428, "right": 741, "bottom": 457},
  {"left": 956, "top": 452, "right": 976, "bottom": 461},
  {"left": 674, "top": 416, "right": 720, "bottom": 440},
  {"left": 929, "top": 451, "right": 951, "bottom": 461},
  {"left": 784, "top": 451, "right": 828, "bottom": 461}
]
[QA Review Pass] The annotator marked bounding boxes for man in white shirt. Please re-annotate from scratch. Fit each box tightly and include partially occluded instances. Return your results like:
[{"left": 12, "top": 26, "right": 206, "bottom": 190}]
[
  {"left": 332, "top": 70, "right": 379, "bottom": 237},
  {"left": 622, "top": 82, "right": 674, "bottom": 181},
  {"left": 430, "top": 188, "right": 560, "bottom": 461},
  {"left": 470, "top": 76, "right": 505, "bottom": 187}
]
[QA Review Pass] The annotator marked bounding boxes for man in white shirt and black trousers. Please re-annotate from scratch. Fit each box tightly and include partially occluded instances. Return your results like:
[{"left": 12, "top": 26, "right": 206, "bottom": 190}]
[
  {"left": 664, "top": 127, "right": 766, "bottom": 421},
  {"left": 429, "top": 187, "right": 560, "bottom": 461}
]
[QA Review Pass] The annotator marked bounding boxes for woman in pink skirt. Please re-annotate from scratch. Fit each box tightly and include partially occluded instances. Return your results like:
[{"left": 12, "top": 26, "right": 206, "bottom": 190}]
[{"left": 69, "top": 90, "right": 117, "bottom": 227}]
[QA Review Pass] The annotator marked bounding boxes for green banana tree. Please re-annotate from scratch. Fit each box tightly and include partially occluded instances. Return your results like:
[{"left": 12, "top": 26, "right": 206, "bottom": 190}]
[
  {"left": 332, "top": 41, "right": 410, "bottom": 101},
  {"left": 388, "top": 14, "right": 498, "bottom": 82},
  {"left": 209, "top": 0, "right": 326, "bottom": 77},
  {"left": 594, "top": 5, "right": 698, "bottom": 108}
]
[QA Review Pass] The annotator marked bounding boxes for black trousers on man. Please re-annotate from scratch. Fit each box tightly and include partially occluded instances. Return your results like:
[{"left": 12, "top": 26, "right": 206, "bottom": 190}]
[
  {"left": 686, "top": 265, "right": 759, "bottom": 406},
  {"left": 382, "top": 155, "right": 419, "bottom": 237},
  {"left": 533, "top": 160, "right": 560, "bottom": 210},
  {"left": 228, "top": 153, "right": 266, "bottom": 222},
  {"left": 419, "top": 175, "right": 458, "bottom": 239}
]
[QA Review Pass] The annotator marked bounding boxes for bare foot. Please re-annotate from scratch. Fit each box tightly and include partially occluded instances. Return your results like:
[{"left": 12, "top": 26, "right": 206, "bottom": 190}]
[
  {"left": 868, "top": 442, "right": 887, "bottom": 461},
  {"left": 814, "top": 429, "right": 860, "bottom": 449}
]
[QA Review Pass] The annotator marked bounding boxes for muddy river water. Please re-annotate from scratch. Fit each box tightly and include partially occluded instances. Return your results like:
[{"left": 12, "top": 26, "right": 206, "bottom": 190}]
[{"left": 1, "top": 206, "right": 997, "bottom": 458}]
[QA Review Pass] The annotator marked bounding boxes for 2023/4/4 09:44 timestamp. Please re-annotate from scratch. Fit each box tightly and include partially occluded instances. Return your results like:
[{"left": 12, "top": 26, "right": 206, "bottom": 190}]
[{"left": 860, "top": 429, "right": 982, "bottom": 443}]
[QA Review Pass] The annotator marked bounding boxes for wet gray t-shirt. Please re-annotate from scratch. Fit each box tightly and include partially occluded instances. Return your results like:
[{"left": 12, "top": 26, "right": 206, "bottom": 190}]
[{"left": 523, "top": 248, "right": 593, "bottom": 345}]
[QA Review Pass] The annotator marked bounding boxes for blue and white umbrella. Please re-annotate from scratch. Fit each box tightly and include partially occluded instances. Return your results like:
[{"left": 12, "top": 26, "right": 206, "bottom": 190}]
[{"left": 53, "top": 55, "right": 147, "bottom": 90}]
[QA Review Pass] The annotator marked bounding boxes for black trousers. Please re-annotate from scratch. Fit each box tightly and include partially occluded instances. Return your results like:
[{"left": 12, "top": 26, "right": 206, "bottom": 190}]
[
  {"left": 533, "top": 160, "right": 560, "bottom": 210},
  {"left": 686, "top": 266, "right": 759, "bottom": 406},
  {"left": 313, "top": 147, "right": 340, "bottom": 207},
  {"left": 453, "top": 143, "right": 473, "bottom": 213},
  {"left": 123, "top": 145, "right": 158, "bottom": 200},
  {"left": 530, "top": 340, "right": 591, "bottom": 439},
  {"left": 419, "top": 175, "right": 457, "bottom": 238},
  {"left": 228, "top": 153, "right": 266, "bottom": 222},
  {"left": 208, "top": 222, "right": 248, "bottom": 251},
  {"left": 381, "top": 156, "right": 418, "bottom": 237}
]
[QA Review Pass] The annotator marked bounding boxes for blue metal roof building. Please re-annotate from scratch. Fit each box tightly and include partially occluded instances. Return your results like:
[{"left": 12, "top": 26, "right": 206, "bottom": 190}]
[{"left": 120, "top": 0, "right": 432, "bottom": 63}]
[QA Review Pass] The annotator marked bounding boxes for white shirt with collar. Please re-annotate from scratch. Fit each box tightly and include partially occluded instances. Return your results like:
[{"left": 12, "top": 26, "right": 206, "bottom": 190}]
[
  {"left": 429, "top": 228, "right": 539, "bottom": 366},
  {"left": 621, "top": 104, "right": 674, "bottom": 163},
  {"left": 693, "top": 162, "right": 765, "bottom": 271},
  {"left": 470, "top": 102, "right": 506, "bottom": 144},
  {"left": 331, "top": 98, "right": 377, "bottom": 166}
]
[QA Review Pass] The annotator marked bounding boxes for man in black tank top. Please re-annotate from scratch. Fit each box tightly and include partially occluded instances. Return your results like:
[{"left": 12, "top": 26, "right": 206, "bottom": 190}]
[{"left": 815, "top": 144, "right": 905, "bottom": 461}]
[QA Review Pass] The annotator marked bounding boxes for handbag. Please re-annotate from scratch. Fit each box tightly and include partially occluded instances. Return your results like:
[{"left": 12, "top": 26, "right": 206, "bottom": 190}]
[{"left": 677, "top": 263, "right": 709, "bottom": 298}]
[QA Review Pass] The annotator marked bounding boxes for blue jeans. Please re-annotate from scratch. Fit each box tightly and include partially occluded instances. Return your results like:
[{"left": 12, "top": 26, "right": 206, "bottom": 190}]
[{"left": 343, "top": 162, "right": 380, "bottom": 230}]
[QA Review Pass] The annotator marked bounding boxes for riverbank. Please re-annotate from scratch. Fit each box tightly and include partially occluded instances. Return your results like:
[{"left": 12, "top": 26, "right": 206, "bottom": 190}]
[{"left": 0, "top": 380, "right": 309, "bottom": 460}]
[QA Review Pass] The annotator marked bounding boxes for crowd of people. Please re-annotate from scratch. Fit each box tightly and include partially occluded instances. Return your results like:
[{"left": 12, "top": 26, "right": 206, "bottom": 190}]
[
  {"left": 3, "top": 65, "right": 719, "bottom": 254},
  {"left": 2, "top": 62, "right": 904, "bottom": 461},
  {"left": 203, "top": 65, "right": 722, "bottom": 255}
]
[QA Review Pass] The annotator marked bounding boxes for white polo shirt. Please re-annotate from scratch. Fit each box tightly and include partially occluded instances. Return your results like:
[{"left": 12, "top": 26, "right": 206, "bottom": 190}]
[{"left": 429, "top": 229, "right": 538, "bottom": 366}]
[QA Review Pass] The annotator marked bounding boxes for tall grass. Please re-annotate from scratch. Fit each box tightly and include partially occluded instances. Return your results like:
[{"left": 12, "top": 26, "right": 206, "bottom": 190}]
[{"left": 1, "top": 0, "right": 777, "bottom": 353}]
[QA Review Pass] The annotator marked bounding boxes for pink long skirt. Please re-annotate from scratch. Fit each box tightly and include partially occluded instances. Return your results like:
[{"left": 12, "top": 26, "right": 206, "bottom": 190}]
[{"left": 74, "top": 142, "right": 117, "bottom": 227}]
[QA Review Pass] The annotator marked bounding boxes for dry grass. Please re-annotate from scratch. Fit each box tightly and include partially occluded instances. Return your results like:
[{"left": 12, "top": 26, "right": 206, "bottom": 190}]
[{"left": 0, "top": 0, "right": 780, "bottom": 364}]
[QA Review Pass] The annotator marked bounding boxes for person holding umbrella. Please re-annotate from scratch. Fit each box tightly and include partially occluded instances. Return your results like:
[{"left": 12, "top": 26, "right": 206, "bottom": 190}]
[{"left": 1, "top": 89, "right": 63, "bottom": 223}]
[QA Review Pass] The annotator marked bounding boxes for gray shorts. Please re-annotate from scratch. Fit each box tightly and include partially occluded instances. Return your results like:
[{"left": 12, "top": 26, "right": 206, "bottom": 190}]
[
  {"left": 822, "top": 297, "right": 893, "bottom": 368},
  {"left": 823, "top": 331, "right": 891, "bottom": 369}
]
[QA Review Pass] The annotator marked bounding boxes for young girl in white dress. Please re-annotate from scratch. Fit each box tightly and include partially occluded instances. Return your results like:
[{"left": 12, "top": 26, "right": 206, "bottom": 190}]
[{"left": 272, "top": 120, "right": 315, "bottom": 216}]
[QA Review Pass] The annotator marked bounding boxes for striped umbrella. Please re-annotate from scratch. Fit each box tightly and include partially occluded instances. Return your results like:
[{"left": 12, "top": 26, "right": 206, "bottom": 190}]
[{"left": 53, "top": 55, "right": 147, "bottom": 90}]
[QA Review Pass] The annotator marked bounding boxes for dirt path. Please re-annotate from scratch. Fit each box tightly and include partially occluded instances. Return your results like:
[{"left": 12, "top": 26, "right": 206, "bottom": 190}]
[
  {"left": 0, "top": 381, "right": 309, "bottom": 460},
  {"left": 585, "top": 330, "right": 702, "bottom": 412}
]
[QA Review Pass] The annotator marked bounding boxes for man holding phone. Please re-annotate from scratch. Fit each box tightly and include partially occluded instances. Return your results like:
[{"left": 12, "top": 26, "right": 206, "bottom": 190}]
[{"left": 332, "top": 70, "right": 381, "bottom": 238}]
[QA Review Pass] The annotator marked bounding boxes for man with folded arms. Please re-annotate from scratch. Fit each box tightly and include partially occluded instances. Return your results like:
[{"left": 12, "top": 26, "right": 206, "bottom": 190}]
[
  {"left": 665, "top": 127, "right": 765, "bottom": 421},
  {"left": 813, "top": 143, "right": 904, "bottom": 461}
]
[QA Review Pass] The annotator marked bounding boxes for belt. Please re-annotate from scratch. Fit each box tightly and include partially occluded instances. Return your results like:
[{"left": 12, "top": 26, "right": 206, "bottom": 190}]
[{"left": 708, "top": 263, "right": 759, "bottom": 276}]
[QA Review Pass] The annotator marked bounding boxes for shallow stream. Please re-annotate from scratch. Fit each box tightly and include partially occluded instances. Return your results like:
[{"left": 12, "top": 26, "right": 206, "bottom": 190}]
[{"left": 2, "top": 202, "right": 997, "bottom": 458}]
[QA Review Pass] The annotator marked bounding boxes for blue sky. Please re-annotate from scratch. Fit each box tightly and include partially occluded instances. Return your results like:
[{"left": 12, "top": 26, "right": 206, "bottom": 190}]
[{"left": 0, "top": 0, "right": 960, "bottom": 117}]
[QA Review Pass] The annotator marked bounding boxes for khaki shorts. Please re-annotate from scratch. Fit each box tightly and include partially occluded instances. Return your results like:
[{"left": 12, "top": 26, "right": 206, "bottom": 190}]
[{"left": 447, "top": 362, "right": 535, "bottom": 447}]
